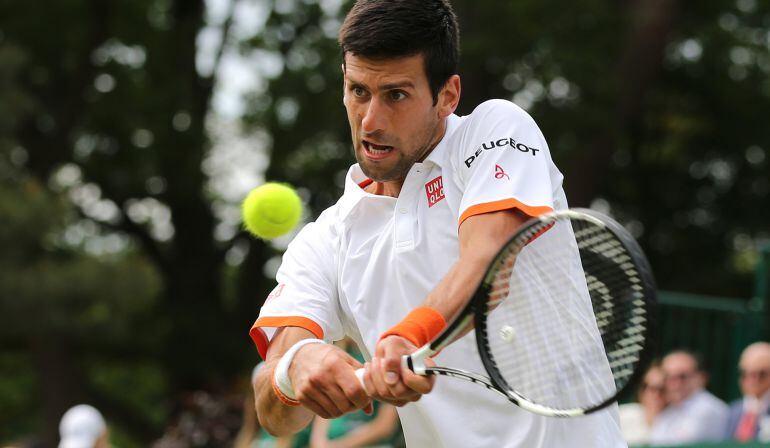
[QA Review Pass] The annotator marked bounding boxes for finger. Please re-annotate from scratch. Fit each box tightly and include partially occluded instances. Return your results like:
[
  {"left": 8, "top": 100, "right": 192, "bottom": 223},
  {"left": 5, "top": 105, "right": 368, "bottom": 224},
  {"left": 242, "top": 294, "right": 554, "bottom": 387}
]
[
  {"left": 343, "top": 353, "right": 365, "bottom": 370},
  {"left": 325, "top": 382, "right": 363, "bottom": 415},
  {"left": 401, "top": 366, "right": 435, "bottom": 395},
  {"left": 386, "top": 381, "right": 422, "bottom": 402},
  {"left": 380, "top": 345, "right": 404, "bottom": 386},
  {"left": 364, "top": 401, "right": 373, "bottom": 415},
  {"left": 378, "top": 347, "right": 421, "bottom": 399},
  {"left": 369, "top": 358, "right": 397, "bottom": 401},
  {"left": 340, "top": 369, "right": 371, "bottom": 410},
  {"left": 300, "top": 394, "right": 335, "bottom": 419},
  {"left": 297, "top": 384, "right": 346, "bottom": 418},
  {"left": 375, "top": 358, "right": 421, "bottom": 403},
  {"left": 362, "top": 362, "right": 375, "bottom": 397},
  {"left": 375, "top": 337, "right": 390, "bottom": 358}
]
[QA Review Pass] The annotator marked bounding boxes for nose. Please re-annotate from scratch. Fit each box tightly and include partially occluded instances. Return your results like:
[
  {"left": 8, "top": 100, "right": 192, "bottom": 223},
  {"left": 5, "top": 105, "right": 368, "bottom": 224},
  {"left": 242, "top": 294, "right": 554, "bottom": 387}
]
[{"left": 361, "top": 97, "right": 386, "bottom": 135}]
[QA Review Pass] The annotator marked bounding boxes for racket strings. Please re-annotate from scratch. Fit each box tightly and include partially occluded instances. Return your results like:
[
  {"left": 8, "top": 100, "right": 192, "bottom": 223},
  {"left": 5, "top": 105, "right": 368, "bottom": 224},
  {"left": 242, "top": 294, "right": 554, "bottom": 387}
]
[
  {"left": 480, "top": 216, "right": 650, "bottom": 412},
  {"left": 576, "top": 221, "right": 647, "bottom": 387}
]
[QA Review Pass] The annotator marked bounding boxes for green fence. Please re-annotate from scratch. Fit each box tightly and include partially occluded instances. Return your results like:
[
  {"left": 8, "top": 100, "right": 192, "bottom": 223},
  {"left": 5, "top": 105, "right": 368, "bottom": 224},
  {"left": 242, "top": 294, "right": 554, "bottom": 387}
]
[{"left": 654, "top": 245, "right": 770, "bottom": 402}]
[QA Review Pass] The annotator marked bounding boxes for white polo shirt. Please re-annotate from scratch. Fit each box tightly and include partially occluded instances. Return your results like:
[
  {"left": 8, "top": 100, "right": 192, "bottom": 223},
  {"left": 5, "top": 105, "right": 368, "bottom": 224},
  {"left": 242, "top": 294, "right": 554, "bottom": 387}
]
[{"left": 251, "top": 99, "right": 624, "bottom": 447}]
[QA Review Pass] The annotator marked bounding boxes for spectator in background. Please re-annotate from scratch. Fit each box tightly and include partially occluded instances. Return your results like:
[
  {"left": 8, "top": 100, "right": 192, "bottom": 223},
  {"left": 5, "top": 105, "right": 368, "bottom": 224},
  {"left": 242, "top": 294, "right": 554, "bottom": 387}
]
[
  {"left": 308, "top": 403, "right": 400, "bottom": 448},
  {"left": 234, "top": 364, "right": 308, "bottom": 448},
  {"left": 153, "top": 383, "right": 244, "bottom": 447},
  {"left": 725, "top": 342, "right": 770, "bottom": 443},
  {"left": 618, "top": 362, "right": 666, "bottom": 446},
  {"left": 58, "top": 404, "right": 109, "bottom": 448},
  {"left": 649, "top": 350, "right": 728, "bottom": 445}
]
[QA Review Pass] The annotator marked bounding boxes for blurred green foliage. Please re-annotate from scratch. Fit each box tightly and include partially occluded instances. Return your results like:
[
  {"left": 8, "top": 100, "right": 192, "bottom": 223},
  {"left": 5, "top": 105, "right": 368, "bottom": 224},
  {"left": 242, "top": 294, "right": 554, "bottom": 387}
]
[{"left": 0, "top": 0, "right": 768, "bottom": 445}]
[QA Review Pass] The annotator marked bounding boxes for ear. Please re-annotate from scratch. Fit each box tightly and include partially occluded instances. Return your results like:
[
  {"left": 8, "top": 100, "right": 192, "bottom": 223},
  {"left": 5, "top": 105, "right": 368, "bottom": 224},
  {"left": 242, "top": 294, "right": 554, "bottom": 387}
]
[
  {"left": 437, "top": 74, "right": 461, "bottom": 119},
  {"left": 697, "top": 372, "right": 709, "bottom": 389}
]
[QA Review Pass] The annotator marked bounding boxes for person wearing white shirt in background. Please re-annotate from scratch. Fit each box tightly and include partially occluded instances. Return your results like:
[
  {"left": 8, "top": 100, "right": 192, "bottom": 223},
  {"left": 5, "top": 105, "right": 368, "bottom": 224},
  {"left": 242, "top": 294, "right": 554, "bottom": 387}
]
[
  {"left": 58, "top": 404, "right": 110, "bottom": 448},
  {"left": 618, "top": 362, "right": 666, "bottom": 446},
  {"left": 725, "top": 342, "right": 770, "bottom": 443},
  {"left": 649, "top": 350, "right": 729, "bottom": 445}
]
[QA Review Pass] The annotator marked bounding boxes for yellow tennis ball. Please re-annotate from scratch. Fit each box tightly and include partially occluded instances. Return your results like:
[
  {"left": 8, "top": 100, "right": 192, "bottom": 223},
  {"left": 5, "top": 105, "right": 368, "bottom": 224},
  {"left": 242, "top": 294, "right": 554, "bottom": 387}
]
[{"left": 241, "top": 183, "right": 302, "bottom": 239}]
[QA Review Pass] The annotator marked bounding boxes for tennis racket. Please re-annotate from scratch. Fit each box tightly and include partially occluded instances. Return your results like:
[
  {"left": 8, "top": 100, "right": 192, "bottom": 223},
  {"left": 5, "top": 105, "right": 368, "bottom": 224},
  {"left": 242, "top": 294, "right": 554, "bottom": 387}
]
[{"left": 355, "top": 208, "right": 656, "bottom": 417}]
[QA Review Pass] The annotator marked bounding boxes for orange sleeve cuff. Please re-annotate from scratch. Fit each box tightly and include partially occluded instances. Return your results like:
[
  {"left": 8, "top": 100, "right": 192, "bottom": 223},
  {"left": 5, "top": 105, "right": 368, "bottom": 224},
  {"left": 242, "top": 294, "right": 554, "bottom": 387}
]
[
  {"left": 380, "top": 307, "right": 447, "bottom": 348},
  {"left": 459, "top": 198, "right": 553, "bottom": 227},
  {"left": 249, "top": 316, "right": 324, "bottom": 360}
]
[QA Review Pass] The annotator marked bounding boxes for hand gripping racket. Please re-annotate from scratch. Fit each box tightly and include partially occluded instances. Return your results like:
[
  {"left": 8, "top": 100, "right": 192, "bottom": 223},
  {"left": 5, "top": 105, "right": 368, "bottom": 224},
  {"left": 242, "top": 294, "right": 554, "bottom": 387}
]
[{"left": 356, "top": 208, "right": 656, "bottom": 417}]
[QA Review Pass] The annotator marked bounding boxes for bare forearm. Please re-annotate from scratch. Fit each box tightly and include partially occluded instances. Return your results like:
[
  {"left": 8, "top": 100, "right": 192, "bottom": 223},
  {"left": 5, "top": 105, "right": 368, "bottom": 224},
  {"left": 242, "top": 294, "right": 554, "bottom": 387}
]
[
  {"left": 425, "top": 209, "right": 525, "bottom": 320},
  {"left": 423, "top": 209, "right": 526, "bottom": 338},
  {"left": 254, "top": 327, "right": 317, "bottom": 436},
  {"left": 423, "top": 252, "right": 490, "bottom": 320}
]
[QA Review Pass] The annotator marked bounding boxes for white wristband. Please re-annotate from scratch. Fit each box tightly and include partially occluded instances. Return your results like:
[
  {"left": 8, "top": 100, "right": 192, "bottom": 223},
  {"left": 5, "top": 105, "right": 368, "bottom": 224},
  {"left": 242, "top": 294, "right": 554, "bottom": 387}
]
[{"left": 274, "top": 338, "right": 326, "bottom": 400}]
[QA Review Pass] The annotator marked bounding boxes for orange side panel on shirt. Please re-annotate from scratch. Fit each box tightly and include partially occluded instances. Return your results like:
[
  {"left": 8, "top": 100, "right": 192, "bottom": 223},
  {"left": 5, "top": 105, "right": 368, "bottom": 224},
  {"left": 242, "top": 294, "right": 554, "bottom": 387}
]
[
  {"left": 249, "top": 316, "right": 324, "bottom": 360},
  {"left": 459, "top": 198, "right": 553, "bottom": 227}
]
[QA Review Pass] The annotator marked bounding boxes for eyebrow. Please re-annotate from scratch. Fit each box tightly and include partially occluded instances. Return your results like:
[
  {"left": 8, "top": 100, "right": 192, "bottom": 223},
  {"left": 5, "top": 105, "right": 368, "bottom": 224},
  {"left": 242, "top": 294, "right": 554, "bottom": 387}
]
[
  {"left": 380, "top": 81, "right": 415, "bottom": 90},
  {"left": 347, "top": 79, "right": 416, "bottom": 91}
]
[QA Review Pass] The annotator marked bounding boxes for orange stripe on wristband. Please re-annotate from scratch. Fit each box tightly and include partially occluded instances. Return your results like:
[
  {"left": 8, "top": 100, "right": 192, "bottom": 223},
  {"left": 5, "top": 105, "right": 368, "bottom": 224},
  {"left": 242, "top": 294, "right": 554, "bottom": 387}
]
[
  {"left": 380, "top": 307, "right": 447, "bottom": 348},
  {"left": 271, "top": 366, "right": 301, "bottom": 407}
]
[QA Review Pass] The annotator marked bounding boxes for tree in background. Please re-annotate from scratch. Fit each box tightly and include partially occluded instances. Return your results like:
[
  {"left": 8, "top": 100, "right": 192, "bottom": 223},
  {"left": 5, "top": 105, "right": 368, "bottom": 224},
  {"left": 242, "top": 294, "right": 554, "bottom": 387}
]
[{"left": 0, "top": 0, "right": 768, "bottom": 445}]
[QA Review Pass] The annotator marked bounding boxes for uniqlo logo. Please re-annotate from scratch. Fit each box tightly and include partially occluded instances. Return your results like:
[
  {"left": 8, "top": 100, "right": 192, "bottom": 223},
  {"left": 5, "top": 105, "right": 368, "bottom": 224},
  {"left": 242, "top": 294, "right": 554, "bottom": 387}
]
[{"left": 425, "top": 176, "right": 445, "bottom": 207}]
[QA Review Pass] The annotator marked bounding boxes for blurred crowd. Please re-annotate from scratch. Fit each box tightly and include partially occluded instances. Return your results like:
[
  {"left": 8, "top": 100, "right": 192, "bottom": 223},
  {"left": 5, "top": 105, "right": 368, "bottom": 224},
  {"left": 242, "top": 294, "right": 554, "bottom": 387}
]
[
  {"left": 619, "top": 342, "right": 770, "bottom": 446},
  {"left": 29, "top": 338, "right": 403, "bottom": 448},
  {"left": 8, "top": 341, "right": 770, "bottom": 447}
]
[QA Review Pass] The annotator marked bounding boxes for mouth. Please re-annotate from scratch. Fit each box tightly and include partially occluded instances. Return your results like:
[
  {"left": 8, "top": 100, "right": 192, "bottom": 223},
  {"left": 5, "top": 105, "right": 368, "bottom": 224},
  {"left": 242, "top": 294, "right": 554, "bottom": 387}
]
[{"left": 362, "top": 140, "right": 395, "bottom": 160}]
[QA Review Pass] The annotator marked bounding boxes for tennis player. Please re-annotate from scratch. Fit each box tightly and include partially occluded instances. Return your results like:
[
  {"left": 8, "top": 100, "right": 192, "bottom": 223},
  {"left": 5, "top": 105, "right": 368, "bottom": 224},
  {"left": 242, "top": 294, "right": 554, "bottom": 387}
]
[{"left": 250, "top": 0, "right": 625, "bottom": 446}]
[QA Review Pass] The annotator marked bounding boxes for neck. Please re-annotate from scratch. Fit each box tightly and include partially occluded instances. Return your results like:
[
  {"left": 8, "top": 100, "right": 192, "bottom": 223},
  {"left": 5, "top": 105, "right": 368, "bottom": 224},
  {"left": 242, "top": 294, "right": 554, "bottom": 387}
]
[
  {"left": 365, "top": 180, "right": 401, "bottom": 197},
  {"left": 365, "top": 117, "right": 449, "bottom": 198},
  {"left": 418, "top": 117, "right": 448, "bottom": 162}
]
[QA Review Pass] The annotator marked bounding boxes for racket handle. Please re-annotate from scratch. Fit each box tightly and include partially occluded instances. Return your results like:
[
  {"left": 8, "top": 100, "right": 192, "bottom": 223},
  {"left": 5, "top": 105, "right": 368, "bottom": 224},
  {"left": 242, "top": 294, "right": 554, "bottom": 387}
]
[
  {"left": 354, "top": 367, "right": 367, "bottom": 394},
  {"left": 355, "top": 355, "right": 425, "bottom": 384}
]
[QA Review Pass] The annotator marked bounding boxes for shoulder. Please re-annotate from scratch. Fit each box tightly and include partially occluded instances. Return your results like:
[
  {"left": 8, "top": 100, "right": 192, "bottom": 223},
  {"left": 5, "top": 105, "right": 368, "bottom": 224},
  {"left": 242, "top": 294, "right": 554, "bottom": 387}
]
[
  {"left": 448, "top": 99, "right": 544, "bottom": 156},
  {"left": 473, "top": 98, "right": 530, "bottom": 116},
  {"left": 462, "top": 99, "right": 536, "bottom": 129},
  {"left": 692, "top": 391, "right": 729, "bottom": 415}
]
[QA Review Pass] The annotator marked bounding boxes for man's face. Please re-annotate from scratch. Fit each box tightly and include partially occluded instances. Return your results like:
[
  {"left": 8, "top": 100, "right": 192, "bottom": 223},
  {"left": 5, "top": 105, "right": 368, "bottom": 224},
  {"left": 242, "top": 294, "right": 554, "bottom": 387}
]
[
  {"left": 662, "top": 353, "right": 701, "bottom": 405},
  {"left": 739, "top": 347, "right": 770, "bottom": 398},
  {"left": 639, "top": 366, "right": 666, "bottom": 411},
  {"left": 342, "top": 53, "right": 445, "bottom": 183}
]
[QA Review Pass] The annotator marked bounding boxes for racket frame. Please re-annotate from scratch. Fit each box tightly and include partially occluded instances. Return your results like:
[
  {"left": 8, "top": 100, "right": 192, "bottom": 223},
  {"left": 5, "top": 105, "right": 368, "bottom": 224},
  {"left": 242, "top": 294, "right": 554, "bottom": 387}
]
[{"left": 473, "top": 208, "right": 657, "bottom": 416}]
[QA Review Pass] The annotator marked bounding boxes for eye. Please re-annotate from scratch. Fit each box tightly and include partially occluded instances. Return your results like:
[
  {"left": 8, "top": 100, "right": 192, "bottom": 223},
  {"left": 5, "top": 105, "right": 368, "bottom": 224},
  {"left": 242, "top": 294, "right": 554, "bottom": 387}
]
[
  {"left": 389, "top": 90, "right": 407, "bottom": 101},
  {"left": 352, "top": 86, "right": 367, "bottom": 97}
]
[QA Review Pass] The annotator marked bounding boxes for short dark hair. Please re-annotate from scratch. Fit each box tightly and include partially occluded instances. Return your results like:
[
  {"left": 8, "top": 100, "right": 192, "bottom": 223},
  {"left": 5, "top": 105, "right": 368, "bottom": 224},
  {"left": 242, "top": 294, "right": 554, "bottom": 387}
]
[
  {"left": 667, "top": 349, "right": 706, "bottom": 372},
  {"left": 338, "top": 0, "right": 460, "bottom": 104}
]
